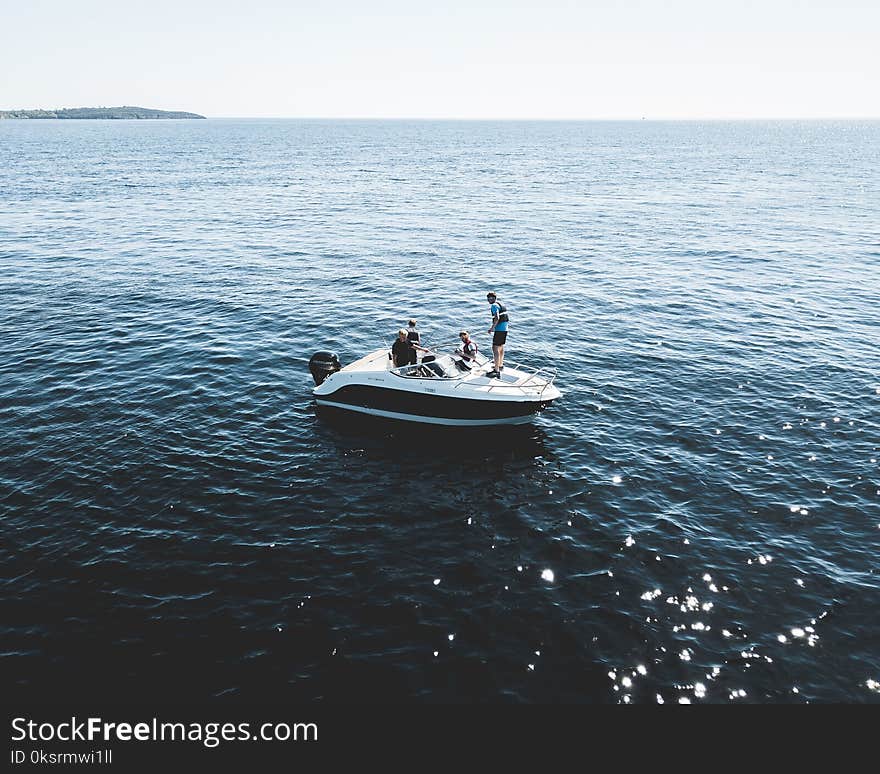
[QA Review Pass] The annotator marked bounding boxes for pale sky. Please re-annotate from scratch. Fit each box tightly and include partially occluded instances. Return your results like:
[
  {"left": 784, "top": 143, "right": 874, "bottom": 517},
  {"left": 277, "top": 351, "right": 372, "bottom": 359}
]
[{"left": 2, "top": 0, "right": 878, "bottom": 119}]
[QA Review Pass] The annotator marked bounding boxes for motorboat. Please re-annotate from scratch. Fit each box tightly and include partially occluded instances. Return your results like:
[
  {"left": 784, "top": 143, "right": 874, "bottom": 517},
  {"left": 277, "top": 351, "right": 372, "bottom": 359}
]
[{"left": 308, "top": 343, "right": 561, "bottom": 426}]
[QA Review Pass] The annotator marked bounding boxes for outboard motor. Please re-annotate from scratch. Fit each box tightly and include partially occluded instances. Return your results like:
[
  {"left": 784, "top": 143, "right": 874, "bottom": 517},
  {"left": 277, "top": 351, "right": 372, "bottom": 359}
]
[{"left": 309, "top": 351, "right": 341, "bottom": 386}]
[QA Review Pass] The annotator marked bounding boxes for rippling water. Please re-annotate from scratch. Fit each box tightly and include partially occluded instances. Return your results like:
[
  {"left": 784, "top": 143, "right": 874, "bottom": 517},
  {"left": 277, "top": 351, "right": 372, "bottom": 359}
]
[{"left": 1, "top": 119, "right": 878, "bottom": 703}]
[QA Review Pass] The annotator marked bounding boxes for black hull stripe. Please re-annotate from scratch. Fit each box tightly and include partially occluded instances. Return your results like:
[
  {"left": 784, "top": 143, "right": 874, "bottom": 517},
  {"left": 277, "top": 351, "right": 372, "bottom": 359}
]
[{"left": 316, "top": 384, "right": 552, "bottom": 419}]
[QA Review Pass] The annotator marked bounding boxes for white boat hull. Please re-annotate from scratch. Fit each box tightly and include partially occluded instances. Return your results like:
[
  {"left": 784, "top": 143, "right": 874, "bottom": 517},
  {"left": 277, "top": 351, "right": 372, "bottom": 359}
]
[{"left": 311, "top": 347, "right": 561, "bottom": 427}]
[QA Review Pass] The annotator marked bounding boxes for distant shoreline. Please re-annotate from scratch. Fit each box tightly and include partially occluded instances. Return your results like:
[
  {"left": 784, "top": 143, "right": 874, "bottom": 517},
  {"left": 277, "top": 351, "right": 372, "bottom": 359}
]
[{"left": 0, "top": 106, "right": 205, "bottom": 120}]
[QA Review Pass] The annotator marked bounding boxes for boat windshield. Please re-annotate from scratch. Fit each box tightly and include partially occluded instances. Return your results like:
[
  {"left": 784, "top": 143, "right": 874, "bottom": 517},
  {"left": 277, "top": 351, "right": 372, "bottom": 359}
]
[{"left": 393, "top": 354, "right": 462, "bottom": 379}]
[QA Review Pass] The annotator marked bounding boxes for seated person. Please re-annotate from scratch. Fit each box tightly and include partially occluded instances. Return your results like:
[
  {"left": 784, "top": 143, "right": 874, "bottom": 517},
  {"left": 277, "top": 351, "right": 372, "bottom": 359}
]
[{"left": 454, "top": 330, "right": 478, "bottom": 370}]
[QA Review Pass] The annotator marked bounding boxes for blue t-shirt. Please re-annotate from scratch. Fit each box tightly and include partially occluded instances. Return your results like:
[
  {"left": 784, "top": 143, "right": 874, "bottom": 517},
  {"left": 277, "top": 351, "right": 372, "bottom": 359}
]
[{"left": 491, "top": 303, "right": 508, "bottom": 332}]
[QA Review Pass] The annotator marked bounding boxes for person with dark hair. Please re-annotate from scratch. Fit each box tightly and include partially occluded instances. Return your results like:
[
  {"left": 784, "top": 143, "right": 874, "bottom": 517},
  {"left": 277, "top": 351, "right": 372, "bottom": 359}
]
[
  {"left": 406, "top": 319, "right": 421, "bottom": 365},
  {"left": 454, "top": 330, "right": 478, "bottom": 371},
  {"left": 485, "top": 291, "right": 509, "bottom": 378}
]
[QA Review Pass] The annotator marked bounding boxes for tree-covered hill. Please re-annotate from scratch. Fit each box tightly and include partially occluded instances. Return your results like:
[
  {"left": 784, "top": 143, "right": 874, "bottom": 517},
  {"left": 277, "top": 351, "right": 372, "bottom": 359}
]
[{"left": 0, "top": 106, "right": 206, "bottom": 119}]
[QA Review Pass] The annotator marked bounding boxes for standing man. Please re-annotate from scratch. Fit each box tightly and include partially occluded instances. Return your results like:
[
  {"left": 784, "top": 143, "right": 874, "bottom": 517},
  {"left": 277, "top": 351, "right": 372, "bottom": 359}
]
[
  {"left": 406, "top": 319, "right": 421, "bottom": 365},
  {"left": 392, "top": 328, "right": 429, "bottom": 368},
  {"left": 486, "top": 291, "right": 509, "bottom": 378}
]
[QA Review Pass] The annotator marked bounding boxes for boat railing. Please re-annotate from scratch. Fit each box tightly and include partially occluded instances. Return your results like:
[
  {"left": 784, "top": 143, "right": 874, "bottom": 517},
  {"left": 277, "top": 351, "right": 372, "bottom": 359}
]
[
  {"left": 481, "top": 362, "right": 559, "bottom": 398},
  {"left": 411, "top": 342, "right": 557, "bottom": 397},
  {"left": 443, "top": 356, "right": 557, "bottom": 397}
]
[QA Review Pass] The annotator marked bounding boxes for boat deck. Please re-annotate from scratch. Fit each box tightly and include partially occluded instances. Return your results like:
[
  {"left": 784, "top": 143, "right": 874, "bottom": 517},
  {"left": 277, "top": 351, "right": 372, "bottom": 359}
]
[
  {"left": 339, "top": 348, "right": 391, "bottom": 372},
  {"left": 336, "top": 346, "right": 560, "bottom": 400}
]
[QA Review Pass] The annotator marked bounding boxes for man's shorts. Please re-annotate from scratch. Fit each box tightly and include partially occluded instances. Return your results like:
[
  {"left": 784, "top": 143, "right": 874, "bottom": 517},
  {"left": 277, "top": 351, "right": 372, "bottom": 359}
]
[{"left": 492, "top": 330, "right": 508, "bottom": 346}]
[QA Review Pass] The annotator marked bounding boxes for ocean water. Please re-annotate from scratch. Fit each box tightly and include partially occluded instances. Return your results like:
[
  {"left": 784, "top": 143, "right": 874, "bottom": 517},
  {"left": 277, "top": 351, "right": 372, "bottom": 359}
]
[{"left": 1, "top": 119, "right": 878, "bottom": 703}]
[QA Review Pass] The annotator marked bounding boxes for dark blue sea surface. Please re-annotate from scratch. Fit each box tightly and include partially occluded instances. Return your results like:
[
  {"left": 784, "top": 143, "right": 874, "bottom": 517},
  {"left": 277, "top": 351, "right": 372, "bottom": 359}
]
[{"left": 1, "top": 119, "right": 878, "bottom": 703}]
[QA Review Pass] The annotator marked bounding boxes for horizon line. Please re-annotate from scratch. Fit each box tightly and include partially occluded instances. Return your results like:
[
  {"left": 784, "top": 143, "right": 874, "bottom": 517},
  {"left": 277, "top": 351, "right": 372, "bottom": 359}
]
[
  {"left": 205, "top": 114, "right": 880, "bottom": 121},
  {"left": 5, "top": 108, "right": 879, "bottom": 122}
]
